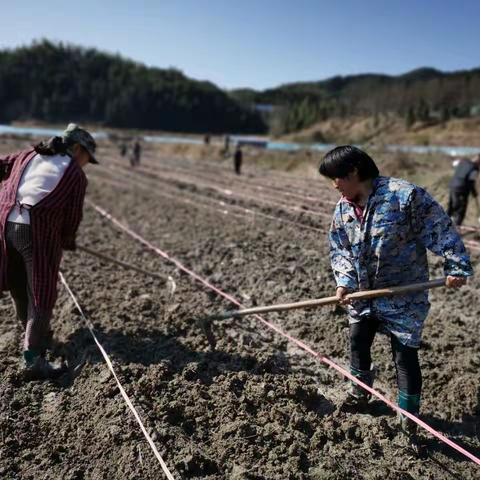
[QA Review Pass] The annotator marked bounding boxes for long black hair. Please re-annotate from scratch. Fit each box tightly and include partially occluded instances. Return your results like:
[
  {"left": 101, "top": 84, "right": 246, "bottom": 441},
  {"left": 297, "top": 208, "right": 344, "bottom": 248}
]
[
  {"left": 34, "top": 136, "right": 71, "bottom": 156},
  {"left": 319, "top": 145, "right": 379, "bottom": 181}
]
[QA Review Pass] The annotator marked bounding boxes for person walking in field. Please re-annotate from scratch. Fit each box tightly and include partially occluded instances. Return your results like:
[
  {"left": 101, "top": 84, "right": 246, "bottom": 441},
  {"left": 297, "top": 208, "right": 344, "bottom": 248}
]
[
  {"left": 131, "top": 141, "right": 142, "bottom": 167},
  {"left": 319, "top": 146, "right": 473, "bottom": 448},
  {"left": 234, "top": 145, "right": 243, "bottom": 175},
  {"left": 447, "top": 154, "right": 479, "bottom": 226},
  {"left": 120, "top": 143, "right": 127, "bottom": 157},
  {"left": 0, "top": 124, "right": 98, "bottom": 380},
  {"left": 223, "top": 135, "right": 231, "bottom": 157}
]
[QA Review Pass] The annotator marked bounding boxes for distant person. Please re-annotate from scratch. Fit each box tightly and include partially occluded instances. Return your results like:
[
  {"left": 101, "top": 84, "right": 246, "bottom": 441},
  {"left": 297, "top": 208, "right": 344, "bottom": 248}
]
[
  {"left": 131, "top": 141, "right": 142, "bottom": 167},
  {"left": 120, "top": 143, "right": 127, "bottom": 157},
  {"left": 234, "top": 145, "right": 243, "bottom": 175},
  {"left": 224, "top": 135, "right": 231, "bottom": 156},
  {"left": 0, "top": 124, "right": 98, "bottom": 380},
  {"left": 319, "top": 146, "right": 472, "bottom": 450},
  {"left": 204, "top": 134, "right": 211, "bottom": 145},
  {"left": 447, "top": 154, "right": 479, "bottom": 226}
]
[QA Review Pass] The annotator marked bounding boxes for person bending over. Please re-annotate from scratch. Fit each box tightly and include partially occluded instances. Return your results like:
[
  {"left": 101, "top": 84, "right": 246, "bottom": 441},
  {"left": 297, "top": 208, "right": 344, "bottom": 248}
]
[{"left": 0, "top": 124, "right": 99, "bottom": 380}]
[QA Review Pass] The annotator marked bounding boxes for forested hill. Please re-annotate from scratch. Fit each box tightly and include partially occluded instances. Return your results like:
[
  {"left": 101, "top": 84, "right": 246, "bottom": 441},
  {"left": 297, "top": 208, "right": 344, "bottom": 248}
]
[
  {"left": 3, "top": 40, "right": 480, "bottom": 137},
  {"left": 0, "top": 40, "right": 266, "bottom": 134},
  {"left": 230, "top": 67, "right": 480, "bottom": 135}
]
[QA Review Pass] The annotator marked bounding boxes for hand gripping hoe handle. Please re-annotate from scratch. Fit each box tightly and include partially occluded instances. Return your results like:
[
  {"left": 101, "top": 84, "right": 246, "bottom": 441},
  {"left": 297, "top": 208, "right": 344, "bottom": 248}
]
[{"left": 199, "top": 278, "right": 447, "bottom": 350}]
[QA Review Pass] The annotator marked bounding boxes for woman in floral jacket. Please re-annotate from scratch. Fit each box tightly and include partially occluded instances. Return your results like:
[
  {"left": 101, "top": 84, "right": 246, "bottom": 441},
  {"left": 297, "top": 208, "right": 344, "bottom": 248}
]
[{"left": 319, "top": 145, "right": 472, "bottom": 446}]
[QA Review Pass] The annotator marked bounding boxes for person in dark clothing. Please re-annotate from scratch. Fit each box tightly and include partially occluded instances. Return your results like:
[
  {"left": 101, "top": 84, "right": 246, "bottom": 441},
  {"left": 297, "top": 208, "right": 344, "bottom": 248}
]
[
  {"left": 120, "top": 143, "right": 127, "bottom": 157},
  {"left": 234, "top": 145, "right": 243, "bottom": 175},
  {"left": 131, "top": 141, "right": 142, "bottom": 167},
  {"left": 223, "top": 135, "right": 231, "bottom": 157},
  {"left": 447, "top": 154, "right": 480, "bottom": 225}
]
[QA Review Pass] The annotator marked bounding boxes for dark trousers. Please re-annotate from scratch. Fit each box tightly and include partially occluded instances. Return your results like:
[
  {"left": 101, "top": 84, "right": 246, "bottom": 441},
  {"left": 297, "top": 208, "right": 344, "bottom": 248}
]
[
  {"left": 5, "top": 222, "right": 52, "bottom": 352},
  {"left": 350, "top": 316, "right": 422, "bottom": 395},
  {"left": 130, "top": 153, "right": 140, "bottom": 167},
  {"left": 234, "top": 158, "right": 242, "bottom": 175},
  {"left": 448, "top": 189, "right": 468, "bottom": 226}
]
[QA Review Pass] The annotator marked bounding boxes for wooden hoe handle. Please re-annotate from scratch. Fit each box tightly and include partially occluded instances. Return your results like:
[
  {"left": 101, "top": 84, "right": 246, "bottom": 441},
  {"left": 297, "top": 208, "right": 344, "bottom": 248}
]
[{"left": 209, "top": 278, "right": 447, "bottom": 322}]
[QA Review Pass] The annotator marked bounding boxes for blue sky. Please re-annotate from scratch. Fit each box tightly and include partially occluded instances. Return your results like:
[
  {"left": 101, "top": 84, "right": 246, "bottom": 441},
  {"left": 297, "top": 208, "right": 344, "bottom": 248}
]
[{"left": 1, "top": 0, "right": 479, "bottom": 90}]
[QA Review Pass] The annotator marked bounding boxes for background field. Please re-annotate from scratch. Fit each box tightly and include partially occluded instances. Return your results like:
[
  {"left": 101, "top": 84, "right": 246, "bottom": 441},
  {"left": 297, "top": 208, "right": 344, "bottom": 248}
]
[{"left": 0, "top": 133, "right": 479, "bottom": 479}]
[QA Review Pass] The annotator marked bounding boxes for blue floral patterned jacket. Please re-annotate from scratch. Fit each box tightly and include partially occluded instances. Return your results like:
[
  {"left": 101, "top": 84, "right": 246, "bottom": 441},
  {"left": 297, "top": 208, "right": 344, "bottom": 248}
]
[{"left": 330, "top": 176, "right": 473, "bottom": 347}]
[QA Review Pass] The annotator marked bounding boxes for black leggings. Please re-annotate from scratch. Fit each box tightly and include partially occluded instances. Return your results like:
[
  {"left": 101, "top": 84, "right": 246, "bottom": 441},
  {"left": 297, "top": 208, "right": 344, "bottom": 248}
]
[
  {"left": 447, "top": 189, "right": 469, "bottom": 226},
  {"left": 349, "top": 316, "right": 422, "bottom": 395},
  {"left": 5, "top": 222, "right": 53, "bottom": 352}
]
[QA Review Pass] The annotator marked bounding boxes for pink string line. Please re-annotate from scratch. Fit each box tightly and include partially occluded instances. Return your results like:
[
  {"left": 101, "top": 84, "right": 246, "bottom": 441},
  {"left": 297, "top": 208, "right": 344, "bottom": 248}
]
[
  {"left": 121, "top": 163, "right": 333, "bottom": 220},
  {"left": 93, "top": 162, "right": 480, "bottom": 255},
  {"left": 87, "top": 199, "right": 480, "bottom": 467},
  {"left": 459, "top": 225, "right": 480, "bottom": 234},
  {"left": 120, "top": 154, "right": 338, "bottom": 207},
  {"left": 59, "top": 273, "right": 176, "bottom": 479},
  {"left": 463, "top": 240, "right": 480, "bottom": 252},
  {"left": 89, "top": 174, "right": 327, "bottom": 235}
]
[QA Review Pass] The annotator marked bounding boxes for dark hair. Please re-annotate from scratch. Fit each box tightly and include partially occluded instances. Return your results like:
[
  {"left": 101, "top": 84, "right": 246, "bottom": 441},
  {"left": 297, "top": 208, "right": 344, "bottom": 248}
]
[
  {"left": 34, "top": 136, "right": 70, "bottom": 156},
  {"left": 318, "top": 145, "right": 379, "bottom": 181}
]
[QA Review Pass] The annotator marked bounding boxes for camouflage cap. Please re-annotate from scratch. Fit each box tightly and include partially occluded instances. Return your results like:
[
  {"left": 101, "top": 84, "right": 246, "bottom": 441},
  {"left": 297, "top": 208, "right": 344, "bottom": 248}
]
[{"left": 61, "top": 123, "right": 99, "bottom": 164}]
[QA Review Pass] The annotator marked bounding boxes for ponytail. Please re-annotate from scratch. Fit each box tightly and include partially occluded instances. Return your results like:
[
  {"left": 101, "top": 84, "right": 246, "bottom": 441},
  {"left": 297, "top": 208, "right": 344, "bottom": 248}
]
[{"left": 34, "top": 136, "right": 71, "bottom": 156}]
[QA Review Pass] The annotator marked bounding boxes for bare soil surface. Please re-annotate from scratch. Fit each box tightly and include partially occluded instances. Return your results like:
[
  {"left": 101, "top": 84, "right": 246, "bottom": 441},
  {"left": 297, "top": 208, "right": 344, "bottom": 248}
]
[{"left": 0, "top": 139, "right": 479, "bottom": 479}]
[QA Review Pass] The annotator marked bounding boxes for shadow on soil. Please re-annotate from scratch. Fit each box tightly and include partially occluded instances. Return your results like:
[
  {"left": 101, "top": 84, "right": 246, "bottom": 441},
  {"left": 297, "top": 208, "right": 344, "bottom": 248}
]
[
  {"left": 60, "top": 325, "right": 297, "bottom": 387},
  {"left": 421, "top": 389, "right": 480, "bottom": 464}
]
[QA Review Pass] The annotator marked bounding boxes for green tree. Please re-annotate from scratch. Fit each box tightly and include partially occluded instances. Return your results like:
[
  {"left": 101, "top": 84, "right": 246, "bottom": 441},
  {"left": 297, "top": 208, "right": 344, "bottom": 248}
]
[
  {"left": 0, "top": 40, "right": 267, "bottom": 134},
  {"left": 405, "top": 107, "right": 416, "bottom": 129},
  {"left": 416, "top": 100, "right": 430, "bottom": 122},
  {"left": 440, "top": 106, "right": 451, "bottom": 122}
]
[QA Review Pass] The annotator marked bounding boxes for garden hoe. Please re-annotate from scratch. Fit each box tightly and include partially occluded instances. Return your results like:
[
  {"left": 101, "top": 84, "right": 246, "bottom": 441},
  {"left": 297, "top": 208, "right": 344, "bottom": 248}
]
[
  {"left": 198, "top": 278, "right": 448, "bottom": 350},
  {"left": 78, "top": 245, "right": 169, "bottom": 283}
]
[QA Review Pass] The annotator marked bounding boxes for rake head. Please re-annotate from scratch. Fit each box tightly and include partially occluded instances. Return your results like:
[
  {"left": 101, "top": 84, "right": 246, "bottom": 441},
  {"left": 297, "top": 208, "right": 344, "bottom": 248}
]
[
  {"left": 198, "top": 318, "right": 217, "bottom": 350},
  {"left": 197, "top": 310, "right": 243, "bottom": 350}
]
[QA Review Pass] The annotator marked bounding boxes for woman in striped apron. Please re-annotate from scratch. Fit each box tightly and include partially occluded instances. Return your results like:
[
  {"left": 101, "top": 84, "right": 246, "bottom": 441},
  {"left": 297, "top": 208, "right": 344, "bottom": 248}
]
[{"left": 0, "top": 124, "right": 98, "bottom": 380}]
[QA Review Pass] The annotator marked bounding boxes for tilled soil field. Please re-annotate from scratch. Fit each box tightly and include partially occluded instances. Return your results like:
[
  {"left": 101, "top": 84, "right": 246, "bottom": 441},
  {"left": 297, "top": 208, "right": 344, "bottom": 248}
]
[{"left": 0, "top": 140, "right": 479, "bottom": 479}]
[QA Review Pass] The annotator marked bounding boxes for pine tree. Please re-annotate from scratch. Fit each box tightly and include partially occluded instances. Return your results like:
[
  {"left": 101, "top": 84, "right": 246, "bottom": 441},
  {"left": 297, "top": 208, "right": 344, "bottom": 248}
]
[{"left": 405, "top": 107, "right": 416, "bottom": 129}]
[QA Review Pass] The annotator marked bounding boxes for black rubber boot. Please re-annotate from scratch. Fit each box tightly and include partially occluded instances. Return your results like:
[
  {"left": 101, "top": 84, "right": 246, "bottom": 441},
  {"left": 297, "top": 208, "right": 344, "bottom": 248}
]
[
  {"left": 23, "top": 350, "right": 68, "bottom": 381},
  {"left": 344, "top": 366, "right": 376, "bottom": 409}
]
